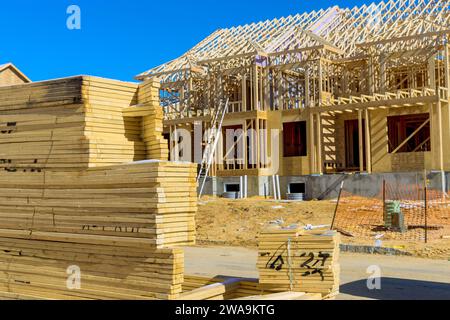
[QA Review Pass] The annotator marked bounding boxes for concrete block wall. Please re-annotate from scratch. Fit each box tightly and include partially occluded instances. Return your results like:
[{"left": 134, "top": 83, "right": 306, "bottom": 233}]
[{"left": 200, "top": 171, "right": 450, "bottom": 201}]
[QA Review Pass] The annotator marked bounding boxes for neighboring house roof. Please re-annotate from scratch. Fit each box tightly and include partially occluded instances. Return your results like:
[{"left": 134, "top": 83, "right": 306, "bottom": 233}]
[{"left": 0, "top": 62, "right": 31, "bottom": 83}]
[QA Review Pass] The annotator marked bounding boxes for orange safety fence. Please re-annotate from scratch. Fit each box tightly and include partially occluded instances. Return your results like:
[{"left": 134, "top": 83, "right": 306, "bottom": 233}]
[{"left": 332, "top": 180, "right": 450, "bottom": 242}]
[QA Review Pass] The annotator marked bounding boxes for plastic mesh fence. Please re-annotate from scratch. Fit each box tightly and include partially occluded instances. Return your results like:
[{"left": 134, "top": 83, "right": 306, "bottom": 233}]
[{"left": 333, "top": 181, "right": 450, "bottom": 242}]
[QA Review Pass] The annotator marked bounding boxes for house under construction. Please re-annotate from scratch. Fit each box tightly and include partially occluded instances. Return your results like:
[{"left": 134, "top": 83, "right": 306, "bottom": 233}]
[{"left": 136, "top": 0, "right": 450, "bottom": 199}]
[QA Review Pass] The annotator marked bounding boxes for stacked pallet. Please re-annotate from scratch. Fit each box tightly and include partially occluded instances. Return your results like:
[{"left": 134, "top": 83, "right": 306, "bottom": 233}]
[
  {"left": 257, "top": 226, "right": 340, "bottom": 298},
  {"left": 137, "top": 79, "right": 168, "bottom": 160},
  {"left": 0, "top": 160, "right": 197, "bottom": 300},
  {"left": 0, "top": 76, "right": 148, "bottom": 171}
]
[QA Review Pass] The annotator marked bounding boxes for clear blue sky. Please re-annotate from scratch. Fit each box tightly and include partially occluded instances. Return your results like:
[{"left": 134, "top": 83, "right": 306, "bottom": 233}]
[{"left": 0, "top": 0, "right": 371, "bottom": 82}]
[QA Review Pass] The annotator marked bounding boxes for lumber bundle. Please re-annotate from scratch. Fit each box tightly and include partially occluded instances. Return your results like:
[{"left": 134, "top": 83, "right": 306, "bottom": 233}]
[
  {"left": 0, "top": 75, "right": 195, "bottom": 300},
  {"left": 0, "top": 160, "right": 197, "bottom": 300},
  {"left": 134, "top": 80, "right": 168, "bottom": 160},
  {"left": 0, "top": 161, "right": 197, "bottom": 248},
  {"left": 0, "top": 239, "right": 184, "bottom": 300},
  {"left": 0, "top": 77, "right": 87, "bottom": 171},
  {"left": 0, "top": 76, "right": 165, "bottom": 172},
  {"left": 257, "top": 226, "right": 340, "bottom": 298},
  {"left": 181, "top": 275, "right": 322, "bottom": 300},
  {"left": 82, "top": 77, "right": 147, "bottom": 166}
]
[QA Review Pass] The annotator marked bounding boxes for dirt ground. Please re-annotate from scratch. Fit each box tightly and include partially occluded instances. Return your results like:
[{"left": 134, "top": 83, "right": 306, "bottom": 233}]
[{"left": 196, "top": 197, "right": 450, "bottom": 260}]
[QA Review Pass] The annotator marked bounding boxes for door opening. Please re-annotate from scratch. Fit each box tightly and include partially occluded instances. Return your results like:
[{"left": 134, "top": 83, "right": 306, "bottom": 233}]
[{"left": 344, "top": 119, "right": 366, "bottom": 171}]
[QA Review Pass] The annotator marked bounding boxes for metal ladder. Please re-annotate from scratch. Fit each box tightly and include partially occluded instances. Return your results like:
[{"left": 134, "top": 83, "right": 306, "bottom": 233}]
[{"left": 197, "top": 98, "right": 229, "bottom": 198}]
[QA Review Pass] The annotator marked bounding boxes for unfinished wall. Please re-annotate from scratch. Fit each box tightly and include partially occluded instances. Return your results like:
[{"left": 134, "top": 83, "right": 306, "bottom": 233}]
[
  {"left": 269, "top": 110, "right": 311, "bottom": 176},
  {"left": 370, "top": 105, "right": 432, "bottom": 173}
]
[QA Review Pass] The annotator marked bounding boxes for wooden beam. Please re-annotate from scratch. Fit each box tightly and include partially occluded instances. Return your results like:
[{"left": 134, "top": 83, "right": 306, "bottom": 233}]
[
  {"left": 242, "top": 72, "right": 247, "bottom": 112},
  {"left": 364, "top": 108, "right": 372, "bottom": 174},
  {"left": 316, "top": 112, "right": 323, "bottom": 174},
  {"left": 309, "top": 111, "right": 315, "bottom": 174},
  {"left": 315, "top": 95, "right": 439, "bottom": 113},
  {"left": 437, "top": 100, "right": 444, "bottom": 173},
  {"left": 358, "top": 109, "right": 364, "bottom": 172},
  {"left": 391, "top": 119, "right": 430, "bottom": 154}
]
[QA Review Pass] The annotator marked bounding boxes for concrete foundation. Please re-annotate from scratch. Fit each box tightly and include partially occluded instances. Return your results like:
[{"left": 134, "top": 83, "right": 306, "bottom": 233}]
[{"left": 200, "top": 172, "right": 450, "bottom": 200}]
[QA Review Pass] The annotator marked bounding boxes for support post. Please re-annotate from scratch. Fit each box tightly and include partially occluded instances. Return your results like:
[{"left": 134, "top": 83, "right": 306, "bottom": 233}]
[
  {"left": 424, "top": 173, "right": 428, "bottom": 244},
  {"left": 253, "top": 64, "right": 259, "bottom": 111},
  {"left": 272, "top": 175, "right": 277, "bottom": 200},
  {"left": 240, "top": 176, "right": 244, "bottom": 199},
  {"left": 316, "top": 113, "right": 323, "bottom": 174},
  {"left": 358, "top": 109, "right": 364, "bottom": 172},
  {"left": 318, "top": 59, "right": 323, "bottom": 106},
  {"left": 437, "top": 100, "right": 446, "bottom": 196},
  {"left": 242, "top": 72, "right": 247, "bottom": 112},
  {"left": 364, "top": 108, "right": 372, "bottom": 173},
  {"left": 305, "top": 68, "right": 310, "bottom": 108},
  {"left": 380, "top": 54, "right": 387, "bottom": 93},
  {"left": 309, "top": 111, "right": 316, "bottom": 174}
]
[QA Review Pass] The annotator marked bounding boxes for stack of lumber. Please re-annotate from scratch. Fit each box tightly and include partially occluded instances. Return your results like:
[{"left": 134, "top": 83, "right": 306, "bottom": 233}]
[
  {"left": 82, "top": 77, "right": 147, "bottom": 166},
  {"left": 178, "top": 278, "right": 241, "bottom": 300},
  {"left": 0, "top": 75, "right": 196, "bottom": 300},
  {"left": 0, "top": 76, "right": 147, "bottom": 172},
  {"left": 0, "top": 161, "right": 197, "bottom": 248},
  {"left": 182, "top": 276, "right": 261, "bottom": 300},
  {"left": 181, "top": 275, "right": 322, "bottom": 300},
  {"left": 0, "top": 77, "right": 87, "bottom": 171},
  {"left": 0, "top": 240, "right": 184, "bottom": 300},
  {"left": 257, "top": 226, "right": 340, "bottom": 298},
  {"left": 137, "top": 79, "right": 168, "bottom": 160},
  {"left": 0, "top": 160, "right": 197, "bottom": 300},
  {"left": 233, "top": 292, "right": 322, "bottom": 300}
]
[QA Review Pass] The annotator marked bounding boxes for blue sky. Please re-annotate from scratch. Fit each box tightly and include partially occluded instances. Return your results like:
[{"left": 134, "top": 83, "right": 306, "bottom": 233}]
[{"left": 0, "top": 0, "right": 371, "bottom": 82}]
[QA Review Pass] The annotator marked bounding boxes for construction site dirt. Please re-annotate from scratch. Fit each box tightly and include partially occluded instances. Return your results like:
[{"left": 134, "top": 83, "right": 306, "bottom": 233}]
[{"left": 196, "top": 197, "right": 450, "bottom": 260}]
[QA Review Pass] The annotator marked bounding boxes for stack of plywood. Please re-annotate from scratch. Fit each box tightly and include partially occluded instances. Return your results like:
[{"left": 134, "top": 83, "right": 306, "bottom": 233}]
[
  {"left": 257, "top": 226, "right": 340, "bottom": 298},
  {"left": 0, "top": 76, "right": 147, "bottom": 172},
  {"left": 137, "top": 79, "right": 168, "bottom": 160},
  {"left": 0, "top": 76, "right": 197, "bottom": 300},
  {"left": 0, "top": 240, "right": 184, "bottom": 300},
  {"left": 83, "top": 77, "right": 146, "bottom": 166},
  {"left": 180, "top": 275, "right": 323, "bottom": 300},
  {"left": 0, "top": 160, "right": 196, "bottom": 300},
  {"left": 0, "top": 161, "right": 197, "bottom": 248},
  {"left": 0, "top": 77, "right": 87, "bottom": 171}
]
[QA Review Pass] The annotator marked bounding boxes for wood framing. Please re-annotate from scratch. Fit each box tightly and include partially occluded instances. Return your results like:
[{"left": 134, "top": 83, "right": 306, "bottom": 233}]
[{"left": 136, "top": 0, "right": 450, "bottom": 178}]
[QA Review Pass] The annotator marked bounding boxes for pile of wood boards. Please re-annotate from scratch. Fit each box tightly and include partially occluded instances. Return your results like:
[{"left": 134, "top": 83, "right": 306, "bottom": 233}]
[
  {"left": 136, "top": 80, "right": 168, "bottom": 160},
  {"left": 257, "top": 226, "right": 340, "bottom": 298},
  {"left": 0, "top": 161, "right": 196, "bottom": 300},
  {"left": 83, "top": 77, "right": 146, "bottom": 166},
  {"left": 181, "top": 275, "right": 322, "bottom": 300},
  {"left": 0, "top": 76, "right": 152, "bottom": 172},
  {"left": 0, "top": 161, "right": 197, "bottom": 248},
  {"left": 0, "top": 75, "right": 198, "bottom": 300},
  {"left": 0, "top": 240, "right": 184, "bottom": 300}
]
